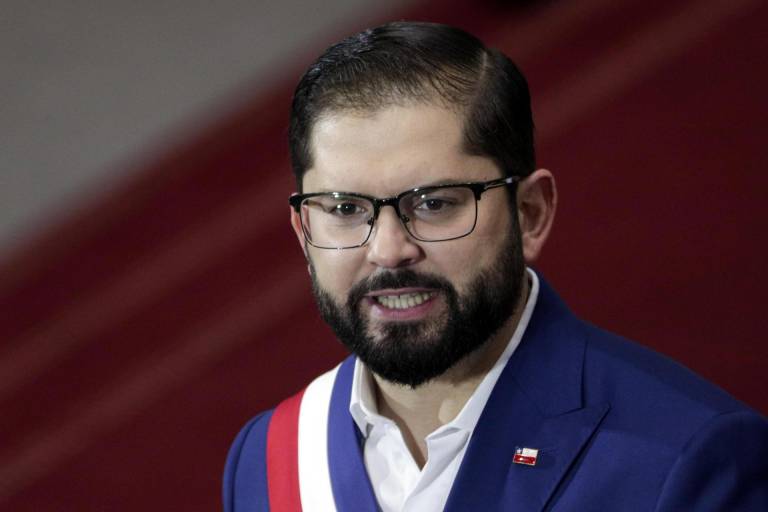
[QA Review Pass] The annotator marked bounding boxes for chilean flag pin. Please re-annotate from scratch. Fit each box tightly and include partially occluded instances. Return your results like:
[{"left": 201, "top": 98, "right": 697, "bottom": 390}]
[{"left": 513, "top": 447, "right": 539, "bottom": 466}]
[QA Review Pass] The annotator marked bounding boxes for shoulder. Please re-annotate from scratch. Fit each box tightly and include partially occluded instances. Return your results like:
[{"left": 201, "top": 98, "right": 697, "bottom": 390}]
[
  {"left": 654, "top": 409, "right": 768, "bottom": 510},
  {"left": 532, "top": 276, "right": 755, "bottom": 421},
  {"left": 221, "top": 360, "right": 351, "bottom": 511},
  {"left": 577, "top": 324, "right": 768, "bottom": 509},
  {"left": 225, "top": 359, "right": 351, "bottom": 464},
  {"left": 223, "top": 410, "right": 274, "bottom": 512},
  {"left": 581, "top": 323, "right": 754, "bottom": 422}
]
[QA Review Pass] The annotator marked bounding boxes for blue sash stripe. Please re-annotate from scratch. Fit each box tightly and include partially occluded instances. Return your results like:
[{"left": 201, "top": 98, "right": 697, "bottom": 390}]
[{"left": 327, "top": 356, "right": 380, "bottom": 511}]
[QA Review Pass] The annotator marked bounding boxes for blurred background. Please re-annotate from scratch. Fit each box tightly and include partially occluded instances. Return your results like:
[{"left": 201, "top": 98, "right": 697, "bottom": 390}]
[{"left": 1, "top": 0, "right": 766, "bottom": 509}]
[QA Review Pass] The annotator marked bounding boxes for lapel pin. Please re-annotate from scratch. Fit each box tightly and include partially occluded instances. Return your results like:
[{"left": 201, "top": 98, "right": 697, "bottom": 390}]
[{"left": 513, "top": 447, "right": 539, "bottom": 466}]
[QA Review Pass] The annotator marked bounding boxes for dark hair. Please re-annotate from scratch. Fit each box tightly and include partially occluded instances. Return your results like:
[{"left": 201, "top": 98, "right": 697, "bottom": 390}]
[{"left": 288, "top": 21, "right": 534, "bottom": 191}]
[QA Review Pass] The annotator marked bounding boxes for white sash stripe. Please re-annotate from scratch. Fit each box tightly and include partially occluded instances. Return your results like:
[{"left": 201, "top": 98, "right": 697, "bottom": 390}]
[{"left": 298, "top": 364, "right": 340, "bottom": 511}]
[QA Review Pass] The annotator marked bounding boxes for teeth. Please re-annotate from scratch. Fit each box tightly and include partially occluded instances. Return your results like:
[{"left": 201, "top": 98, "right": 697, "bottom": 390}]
[{"left": 374, "top": 292, "right": 434, "bottom": 310}]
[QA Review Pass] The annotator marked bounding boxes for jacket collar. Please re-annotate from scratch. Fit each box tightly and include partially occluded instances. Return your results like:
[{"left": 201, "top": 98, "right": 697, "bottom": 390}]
[{"left": 505, "top": 275, "right": 587, "bottom": 417}]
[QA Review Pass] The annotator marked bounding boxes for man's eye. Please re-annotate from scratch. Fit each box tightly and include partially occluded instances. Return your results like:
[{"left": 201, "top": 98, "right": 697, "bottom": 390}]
[
  {"left": 415, "top": 197, "right": 453, "bottom": 212},
  {"left": 332, "top": 202, "right": 364, "bottom": 216}
]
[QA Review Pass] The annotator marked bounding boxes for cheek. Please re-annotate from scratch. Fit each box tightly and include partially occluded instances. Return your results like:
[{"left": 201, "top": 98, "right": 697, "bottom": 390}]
[
  {"left": 470, "top": 203, "right": 514, "bottom": 259},
  {"left": 425, "top": 227, "right": 510, "bottom": 289},
  {"left": 423, "top": 243, "right": 478, "bottom": 286},
  {"left": 309, "top": 249, "right": 366, "bottom": 296}
]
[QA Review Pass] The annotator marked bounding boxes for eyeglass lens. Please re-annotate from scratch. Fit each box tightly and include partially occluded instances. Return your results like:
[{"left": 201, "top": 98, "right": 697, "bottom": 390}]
[{"left": 300, "top": 186, "right": 479, "bottom": 248}]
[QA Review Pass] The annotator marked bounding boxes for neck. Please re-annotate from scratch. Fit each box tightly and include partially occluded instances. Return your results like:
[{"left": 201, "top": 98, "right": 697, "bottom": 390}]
[{"left": 372, "top": 275, "right": 530, "bottom": 467}]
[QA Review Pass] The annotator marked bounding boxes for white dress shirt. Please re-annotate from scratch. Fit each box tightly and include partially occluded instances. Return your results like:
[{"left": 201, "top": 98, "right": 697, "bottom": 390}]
[{"left": 349, "top": 269, "right": 540, "bottom": 512}]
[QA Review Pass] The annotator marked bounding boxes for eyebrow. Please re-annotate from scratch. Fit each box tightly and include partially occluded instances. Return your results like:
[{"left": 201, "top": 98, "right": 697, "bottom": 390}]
[
  {"left": 415, "top": 178, "right": 467, "bottom": 187},
  {"left": 312, "top": 177, "right": 471, "bottom": 195}
]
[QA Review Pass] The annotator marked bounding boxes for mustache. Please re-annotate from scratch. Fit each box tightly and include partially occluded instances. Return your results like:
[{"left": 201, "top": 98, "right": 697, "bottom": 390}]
[{"left": 347, "top": 269, "right": 453, "bottom": 306}]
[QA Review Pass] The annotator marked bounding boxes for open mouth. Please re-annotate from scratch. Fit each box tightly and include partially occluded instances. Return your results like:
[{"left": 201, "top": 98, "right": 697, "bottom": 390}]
[{"left": 371, "top": 291, "right": 437, "bottom": 310}]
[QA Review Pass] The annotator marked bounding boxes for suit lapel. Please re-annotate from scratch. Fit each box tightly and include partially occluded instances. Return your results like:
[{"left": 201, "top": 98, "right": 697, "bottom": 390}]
[{"left": 445, "top": 278, "right": 609, "bottom": 512}]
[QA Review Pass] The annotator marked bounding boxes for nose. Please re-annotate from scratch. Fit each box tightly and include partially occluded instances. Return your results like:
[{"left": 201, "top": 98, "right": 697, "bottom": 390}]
[{"left": 366, "top": 206, "right": 423, "bottom": 268}]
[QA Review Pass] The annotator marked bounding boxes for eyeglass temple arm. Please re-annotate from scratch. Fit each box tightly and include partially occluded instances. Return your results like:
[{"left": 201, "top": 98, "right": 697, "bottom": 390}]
[
  {"left": 483, "top": 176, "right": 520, "bottom": 190},
  {"left": 469, "top": 176, "right": 521, "bottom": 199}
]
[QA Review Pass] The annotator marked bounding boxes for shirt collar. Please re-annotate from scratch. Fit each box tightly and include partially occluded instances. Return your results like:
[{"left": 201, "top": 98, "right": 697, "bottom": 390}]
[{"left": 349, "top": 268, "right": 540, "bottom": 438}]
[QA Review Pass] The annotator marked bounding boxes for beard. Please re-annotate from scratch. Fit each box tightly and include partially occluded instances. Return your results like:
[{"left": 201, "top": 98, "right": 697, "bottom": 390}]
[{"left": 309, "top": 228, "right": 525, "bottom": 388}]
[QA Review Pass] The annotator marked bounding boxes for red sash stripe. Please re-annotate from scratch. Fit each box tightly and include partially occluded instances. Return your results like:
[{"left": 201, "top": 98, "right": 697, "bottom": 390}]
[{"left": 266, "top": 390, "right": 305, "bottom": 511}]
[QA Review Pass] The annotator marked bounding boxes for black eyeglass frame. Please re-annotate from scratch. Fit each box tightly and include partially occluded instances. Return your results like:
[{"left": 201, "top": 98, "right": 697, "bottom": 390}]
[{"left": 288, "top": 176, "right": 521, "bottom": 249}]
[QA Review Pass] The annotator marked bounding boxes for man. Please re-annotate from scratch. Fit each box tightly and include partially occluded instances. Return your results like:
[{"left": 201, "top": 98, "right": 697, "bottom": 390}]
[{"left": 224, "top": 22, "right": 768, "bottom": 511}]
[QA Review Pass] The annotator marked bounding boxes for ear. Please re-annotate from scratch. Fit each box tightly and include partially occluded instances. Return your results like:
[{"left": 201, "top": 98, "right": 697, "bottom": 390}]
[
  {"left": 289, "top": 196, "right": 309, "bottom": 260},
  {"left": 516, "top": 169, "right": 557, "bottom": 263}
]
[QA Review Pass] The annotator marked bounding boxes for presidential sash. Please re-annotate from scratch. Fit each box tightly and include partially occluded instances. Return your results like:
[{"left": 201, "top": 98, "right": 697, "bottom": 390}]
[{"left": 264, "top": 359, "right": 379, "bottom": 511}]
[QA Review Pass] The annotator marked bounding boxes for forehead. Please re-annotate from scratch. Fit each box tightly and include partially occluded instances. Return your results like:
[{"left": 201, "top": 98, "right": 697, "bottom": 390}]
[{"left": 303, "top": 103, "right": 501, "bottom": 195}]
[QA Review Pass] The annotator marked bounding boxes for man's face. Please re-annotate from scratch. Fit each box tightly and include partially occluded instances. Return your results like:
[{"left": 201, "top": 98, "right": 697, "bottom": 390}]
[{"left": 294, "top": 103, "right": 525, "bottom": 387}]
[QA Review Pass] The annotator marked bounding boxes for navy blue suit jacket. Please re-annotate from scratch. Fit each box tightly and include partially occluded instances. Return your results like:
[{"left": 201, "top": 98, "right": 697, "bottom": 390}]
[{"left": 224, "top": 278, "right": 768, "bottom": 511}]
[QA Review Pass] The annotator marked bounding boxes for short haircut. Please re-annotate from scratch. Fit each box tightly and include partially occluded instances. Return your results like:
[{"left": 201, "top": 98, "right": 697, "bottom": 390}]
[{"left": 288, "top": 21, "right": 535, "bottom": 191}]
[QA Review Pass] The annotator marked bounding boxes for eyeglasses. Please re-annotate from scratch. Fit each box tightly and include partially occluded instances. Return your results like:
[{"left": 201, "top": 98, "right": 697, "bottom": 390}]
[{"left": 289, "top": 176, "right": 519, "bottom": 249}]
